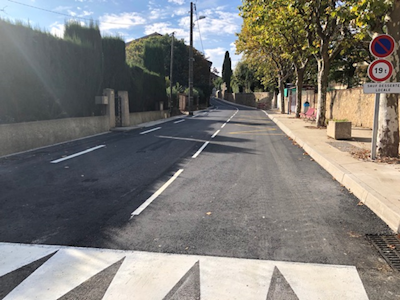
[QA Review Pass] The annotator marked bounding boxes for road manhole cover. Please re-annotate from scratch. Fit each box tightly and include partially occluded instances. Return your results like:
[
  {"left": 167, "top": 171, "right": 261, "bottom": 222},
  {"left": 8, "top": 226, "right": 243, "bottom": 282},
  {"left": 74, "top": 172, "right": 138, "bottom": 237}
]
[{"left": 367, "top": 234, "right": 400, "bottom": 271}]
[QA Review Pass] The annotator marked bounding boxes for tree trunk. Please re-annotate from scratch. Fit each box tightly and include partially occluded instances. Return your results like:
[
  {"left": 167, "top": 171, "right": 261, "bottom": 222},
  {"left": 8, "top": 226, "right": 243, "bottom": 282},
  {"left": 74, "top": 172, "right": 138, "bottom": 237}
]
[
  {"left": 377, "top": 0, "right": 400, "bottom": 157},
  {"left": 295, "top": 66, "right": 306, "bottom": 118},
  {"left": 278, "top": 76, "right": 285, "bottom": 114},
  {"left": 272, "top": 89, "right": 278, "bottom": 109},
  {"left": 316, "top": 54, "right": 329, "bottom": 127}
]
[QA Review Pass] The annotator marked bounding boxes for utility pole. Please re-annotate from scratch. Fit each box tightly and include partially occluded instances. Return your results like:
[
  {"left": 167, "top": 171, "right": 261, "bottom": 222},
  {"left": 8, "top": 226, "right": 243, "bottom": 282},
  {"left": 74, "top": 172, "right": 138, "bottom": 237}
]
[
  {"left": 188, "top": 1, "right": 194, "bottom": 115},
  {"left": 169, "top": 32, "right": 174, "bottom": 114}
]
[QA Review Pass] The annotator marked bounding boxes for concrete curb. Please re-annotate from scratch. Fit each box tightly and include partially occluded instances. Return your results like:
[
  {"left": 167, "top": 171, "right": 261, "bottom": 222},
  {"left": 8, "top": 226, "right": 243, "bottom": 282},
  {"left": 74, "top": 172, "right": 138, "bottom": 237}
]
[{"left": 266, "top": 112, "right": 400, "bottom": 233}]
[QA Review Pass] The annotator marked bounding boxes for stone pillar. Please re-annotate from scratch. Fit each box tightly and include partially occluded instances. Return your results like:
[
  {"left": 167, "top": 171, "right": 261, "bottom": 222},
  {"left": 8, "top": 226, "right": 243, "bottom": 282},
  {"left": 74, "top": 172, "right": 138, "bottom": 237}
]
[
  {"left": 104, "top": 89, "right": 115, "bottom": 128},
  {"left": 118, "top": 91, "right": 130, "bottom": 127}
]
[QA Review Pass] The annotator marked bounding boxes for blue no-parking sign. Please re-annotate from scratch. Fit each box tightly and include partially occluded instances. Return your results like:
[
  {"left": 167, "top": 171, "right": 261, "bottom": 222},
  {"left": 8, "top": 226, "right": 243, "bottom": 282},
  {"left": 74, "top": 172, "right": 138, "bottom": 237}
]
[{"left": 369, "top": 34, "right": 395, "bottom": 58}]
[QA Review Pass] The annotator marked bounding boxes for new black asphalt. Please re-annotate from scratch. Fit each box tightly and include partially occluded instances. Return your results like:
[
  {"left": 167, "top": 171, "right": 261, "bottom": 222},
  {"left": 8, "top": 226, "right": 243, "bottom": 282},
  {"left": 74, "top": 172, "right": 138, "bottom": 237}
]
[{"left": 0, "top": 98, "right": 399, "bottom": 299}]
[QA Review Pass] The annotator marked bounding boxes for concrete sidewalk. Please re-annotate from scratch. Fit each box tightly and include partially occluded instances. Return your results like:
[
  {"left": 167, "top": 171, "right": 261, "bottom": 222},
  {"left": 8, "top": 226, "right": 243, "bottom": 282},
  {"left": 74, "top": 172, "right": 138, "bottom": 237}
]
[{"left": 266, "top": 110, "right": 400, "bottom": 233}]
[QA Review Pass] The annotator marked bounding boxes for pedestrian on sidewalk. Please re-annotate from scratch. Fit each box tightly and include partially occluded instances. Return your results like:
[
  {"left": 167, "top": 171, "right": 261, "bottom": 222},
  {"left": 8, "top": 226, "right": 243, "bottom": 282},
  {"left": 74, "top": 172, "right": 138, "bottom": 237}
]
[{"left": 303, "top": 100, "right": 310, "bottom": 114}]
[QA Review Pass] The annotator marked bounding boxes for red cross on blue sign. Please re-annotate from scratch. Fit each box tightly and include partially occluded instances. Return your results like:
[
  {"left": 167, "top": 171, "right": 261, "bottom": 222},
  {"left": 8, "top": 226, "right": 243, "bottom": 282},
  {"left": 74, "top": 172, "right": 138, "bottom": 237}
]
[{"left": 370, "top": 34, "right": 395, "bottom": 58}]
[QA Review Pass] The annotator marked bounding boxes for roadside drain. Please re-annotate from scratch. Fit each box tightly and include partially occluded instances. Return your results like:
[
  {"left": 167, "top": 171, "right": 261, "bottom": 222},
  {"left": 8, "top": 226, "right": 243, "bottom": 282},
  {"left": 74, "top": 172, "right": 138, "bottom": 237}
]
[{"left": 367, "top": 234, "right": 400, "bottom": 272}]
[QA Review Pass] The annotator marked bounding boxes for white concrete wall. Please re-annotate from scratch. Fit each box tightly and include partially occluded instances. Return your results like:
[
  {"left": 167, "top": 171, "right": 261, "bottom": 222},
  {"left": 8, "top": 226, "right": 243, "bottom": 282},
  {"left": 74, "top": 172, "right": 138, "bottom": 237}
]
[{"left": 0, "top": 116, "right": 110, "bottom": 157}]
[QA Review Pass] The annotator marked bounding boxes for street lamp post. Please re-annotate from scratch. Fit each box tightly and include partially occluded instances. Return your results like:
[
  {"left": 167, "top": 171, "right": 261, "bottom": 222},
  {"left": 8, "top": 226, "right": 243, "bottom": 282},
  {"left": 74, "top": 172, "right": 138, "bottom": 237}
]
[
  {"left": 188, "top": 2, "right": 205, "bottom": 115},
  {"left": 188, "top": 2, "right": 194, "bottom": 115}
]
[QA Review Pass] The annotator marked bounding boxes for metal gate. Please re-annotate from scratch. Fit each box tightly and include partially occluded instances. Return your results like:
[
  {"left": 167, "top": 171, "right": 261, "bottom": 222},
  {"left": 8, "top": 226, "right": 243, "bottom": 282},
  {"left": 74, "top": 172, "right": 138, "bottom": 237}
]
[{"left": 115, "top": 93, "right": 122, "bottom": 127}]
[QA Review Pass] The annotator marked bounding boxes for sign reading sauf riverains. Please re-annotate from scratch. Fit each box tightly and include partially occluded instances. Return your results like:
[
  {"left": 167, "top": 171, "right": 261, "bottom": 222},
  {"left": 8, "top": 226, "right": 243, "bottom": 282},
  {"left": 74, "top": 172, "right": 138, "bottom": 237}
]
[{"left": 363, "top": 34, "right": 399, "bottom": 159}]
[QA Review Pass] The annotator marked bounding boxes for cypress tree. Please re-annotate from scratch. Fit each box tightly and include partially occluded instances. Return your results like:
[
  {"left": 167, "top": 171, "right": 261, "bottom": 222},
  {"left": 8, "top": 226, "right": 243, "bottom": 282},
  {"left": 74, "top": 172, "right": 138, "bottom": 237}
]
[{"left": 222, "top": 51, "right": 232, "bottom": 93}]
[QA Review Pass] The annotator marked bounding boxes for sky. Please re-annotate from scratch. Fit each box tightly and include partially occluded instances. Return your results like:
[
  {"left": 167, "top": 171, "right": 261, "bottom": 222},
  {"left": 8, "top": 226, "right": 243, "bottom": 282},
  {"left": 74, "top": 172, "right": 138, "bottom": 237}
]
[{"left": 0, "top": 0, "right": 243, "bottom": 74}]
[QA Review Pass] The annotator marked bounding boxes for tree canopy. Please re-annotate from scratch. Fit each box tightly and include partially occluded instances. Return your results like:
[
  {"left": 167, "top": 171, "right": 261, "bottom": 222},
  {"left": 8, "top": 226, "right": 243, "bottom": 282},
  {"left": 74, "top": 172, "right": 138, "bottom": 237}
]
[{"left": 236, "top": 0, "right": 399, "bottom": 157}]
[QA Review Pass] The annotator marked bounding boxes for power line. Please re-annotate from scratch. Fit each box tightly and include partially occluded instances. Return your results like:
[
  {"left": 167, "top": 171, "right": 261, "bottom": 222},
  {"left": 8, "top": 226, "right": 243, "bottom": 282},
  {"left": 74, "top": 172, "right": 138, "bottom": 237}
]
[
  {"left": 194, "top": 4, "right": 205, "bottom": 55},
  {"left": 0, "top": 5, "right": 9, "bottom": 15},
  {"left": 7, "top": 0, "right": 136, "bottom": 26}
]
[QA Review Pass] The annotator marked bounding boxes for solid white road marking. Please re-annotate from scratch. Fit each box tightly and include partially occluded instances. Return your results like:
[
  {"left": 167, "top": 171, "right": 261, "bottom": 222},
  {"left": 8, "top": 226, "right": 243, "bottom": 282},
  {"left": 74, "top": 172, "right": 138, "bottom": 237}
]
[
  {"left": 211, "top": 130, "right": 220, "bottom": 139},
  {"left": 174, "top": 119, "right": 185, "bottom": 124},
  {"left": 139, "top": 127, "right": 162, "bottom": 135},
  {"left": 50, "top": 145, "right": 105, "bottom": 164},
  {"left": 0, "top": 242, "right": 369, "bottom": 300},
  {"left": 131, "top": 169, "right": 184, "bottom": 217},
  {"left": 192, "top": 141, "right": 210, "bottom": 158}
]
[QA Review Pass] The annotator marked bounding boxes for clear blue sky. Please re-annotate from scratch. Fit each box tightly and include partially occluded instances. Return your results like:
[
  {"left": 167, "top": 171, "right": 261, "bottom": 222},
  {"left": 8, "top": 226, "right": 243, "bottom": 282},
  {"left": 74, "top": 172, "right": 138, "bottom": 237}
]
[{"left": 1, "top": 0, "right": 243, "bottom": 74}]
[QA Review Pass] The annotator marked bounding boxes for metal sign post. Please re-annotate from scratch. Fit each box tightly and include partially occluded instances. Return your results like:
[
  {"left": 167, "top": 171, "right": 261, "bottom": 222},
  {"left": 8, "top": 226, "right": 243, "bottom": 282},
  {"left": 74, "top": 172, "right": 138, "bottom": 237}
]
[
  {"left": 364, "top": 34, "right": 398, "bottom": 160},
  {"left": 371, "top": 93, "right": 380, "bottom": 160}
]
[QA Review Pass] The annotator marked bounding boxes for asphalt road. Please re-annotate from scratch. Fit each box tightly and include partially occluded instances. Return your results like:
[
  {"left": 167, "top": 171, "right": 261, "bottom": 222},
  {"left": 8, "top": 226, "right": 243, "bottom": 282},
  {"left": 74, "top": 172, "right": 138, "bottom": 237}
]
[{"left": 1, "top": 98, "right": 399, "bottom": 299}]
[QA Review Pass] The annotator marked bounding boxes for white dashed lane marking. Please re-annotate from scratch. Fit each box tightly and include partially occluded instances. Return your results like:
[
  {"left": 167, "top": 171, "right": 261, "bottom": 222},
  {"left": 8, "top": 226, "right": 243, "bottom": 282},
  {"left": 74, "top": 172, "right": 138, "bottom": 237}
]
[
  {"left": 50, "top": 145, "right": 105, "bottom": 164},
  {"left": 139, "top": 127, "right": 162, "bottom": 135}
]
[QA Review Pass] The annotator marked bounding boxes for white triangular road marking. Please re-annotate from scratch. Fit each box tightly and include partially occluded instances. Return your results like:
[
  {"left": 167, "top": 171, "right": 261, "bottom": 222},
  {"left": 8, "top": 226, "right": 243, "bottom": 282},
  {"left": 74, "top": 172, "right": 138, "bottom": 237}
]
[
  {"left": 0, "top": 243, "right": 56, "bottom": 277},
  {"left": 4, "top": 246, "right": 125, "bottom": 300},
  {"left": 103, "top": 251, "right": 199, "bottom": 300},
  {"left": 200, "top": 256, "right": 273, "bottom": 300},
  {"left": 275, "top": 261, "right": 369, "bottom": 300}
]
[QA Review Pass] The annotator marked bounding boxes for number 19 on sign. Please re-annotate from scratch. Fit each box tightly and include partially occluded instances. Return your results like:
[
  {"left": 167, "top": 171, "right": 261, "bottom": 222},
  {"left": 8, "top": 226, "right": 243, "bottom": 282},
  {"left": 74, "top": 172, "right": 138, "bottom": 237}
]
[{"left": 368, "top": 59, "right": 393, "bottom": 82}]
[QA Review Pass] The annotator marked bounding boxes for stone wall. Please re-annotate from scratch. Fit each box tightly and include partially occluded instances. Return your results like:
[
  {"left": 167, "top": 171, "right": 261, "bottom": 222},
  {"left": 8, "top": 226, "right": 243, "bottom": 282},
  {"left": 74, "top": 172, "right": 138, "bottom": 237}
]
[
  {"left": 326, "top": 88, "right": 375, "bottom": 128},
  {"left": 304, "top": 87, "right": 399, "bottom": 129},
  {"left": 129, "top": 110, "right": 170, "bottom": 126},
  {"left": 222, "top": 92, "right": 273, "bottom": 109},
  {"left": 0, "top": 116, "right": 110, "bottom": 157}
]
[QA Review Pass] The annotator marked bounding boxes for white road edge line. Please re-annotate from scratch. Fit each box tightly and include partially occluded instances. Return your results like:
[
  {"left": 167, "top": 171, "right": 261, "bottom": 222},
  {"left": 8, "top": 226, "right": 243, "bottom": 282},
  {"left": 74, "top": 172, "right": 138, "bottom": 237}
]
[
  {"left": 174, "top": 119, "right": 185, "bottom": 124},
  {"left": 221, "top": 123, "right": 226, "bottom": 128},
  {"left": 131, "top": 169, "right": 184, "bottom": 217},
  {"left": 211, "top": 130, "right": 220, "bottom": 139},
  {"left": 140, "top": 127, "right": 162, "bottom": 135},
  {"left": 192, "top": 141, "right": 210, "bottom": 158},
  {"left": 50, "top": 145, "right": 106, "bottom": 164}
]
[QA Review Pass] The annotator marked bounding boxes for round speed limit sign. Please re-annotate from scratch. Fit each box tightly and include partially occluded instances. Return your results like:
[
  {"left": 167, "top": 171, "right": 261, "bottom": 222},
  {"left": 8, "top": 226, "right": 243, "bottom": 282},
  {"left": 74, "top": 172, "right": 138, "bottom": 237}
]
[{"left": 368, "top": 59, "right": 393, "bottom": 82}]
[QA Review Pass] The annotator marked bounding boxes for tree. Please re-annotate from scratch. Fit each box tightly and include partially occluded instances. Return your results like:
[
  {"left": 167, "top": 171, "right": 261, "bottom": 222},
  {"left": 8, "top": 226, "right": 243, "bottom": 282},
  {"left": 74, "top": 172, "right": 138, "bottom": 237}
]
[
  {"left": 222, "top": 51, "right": 232, "bottom": 93},
  {"left": 236, "top": 2, "right": 295, "bottom": 113},
  {"left": 126, "top": 34, "right": 211, "bottom": 95},
  {"left": 234, "top": 61, "right": 251, "bottom": 92},
  {"left": 299, "top": 0, "right": 354, "bottom": 126}
]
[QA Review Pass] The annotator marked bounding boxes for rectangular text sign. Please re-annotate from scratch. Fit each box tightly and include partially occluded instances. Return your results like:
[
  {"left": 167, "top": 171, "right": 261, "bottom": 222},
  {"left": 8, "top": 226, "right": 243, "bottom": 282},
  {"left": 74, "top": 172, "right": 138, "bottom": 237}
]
[{"left": 363, "top": 82, "right": 400, "bottom": 94}]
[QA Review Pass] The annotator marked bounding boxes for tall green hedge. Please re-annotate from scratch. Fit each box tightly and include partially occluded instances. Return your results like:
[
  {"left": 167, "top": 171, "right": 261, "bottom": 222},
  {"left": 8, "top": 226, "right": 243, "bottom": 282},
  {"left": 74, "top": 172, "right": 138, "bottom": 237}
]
[
  {"left": 0, "top": 20, "right": 102, "bottom": 122},
  {"left": 0, "top": 19, "right": 167, "bottom": 123},
  {"left": 129, "top": 65, "right": 167, "bottom": 112}
]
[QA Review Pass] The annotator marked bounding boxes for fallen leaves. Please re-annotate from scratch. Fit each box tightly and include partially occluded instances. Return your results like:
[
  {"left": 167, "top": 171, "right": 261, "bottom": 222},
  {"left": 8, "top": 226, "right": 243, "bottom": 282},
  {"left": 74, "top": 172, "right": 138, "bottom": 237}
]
[
  {"left": 350, "top": 149, "right": 370, "bottom": 161},
  {"left": 348, "top": 231, "right": 362, "bottom": 238},
  {"left": 357, "top": 201, "right": 364, "bottom": 206},
  {"left": 206, "top": 212, "right": 212, "bottom": 216},
  {"left": 351, "top": 149, "right": 400, "bottom": 164}
]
